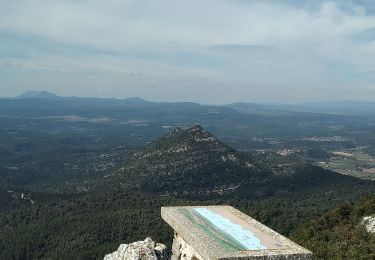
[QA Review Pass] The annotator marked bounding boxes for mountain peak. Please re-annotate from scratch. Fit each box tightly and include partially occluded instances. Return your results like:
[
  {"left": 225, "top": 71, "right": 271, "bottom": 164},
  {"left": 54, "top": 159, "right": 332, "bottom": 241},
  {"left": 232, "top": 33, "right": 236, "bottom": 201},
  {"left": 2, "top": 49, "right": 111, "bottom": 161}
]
[
  {"left": 114, "top": 125, "right": 245, "bottom": 193},
  {"left": 17, "top": 90, "right": 60, "bottom": 99},
  {"left": 167, "top": 125, "right": 207, "bottom": 138},
  {"left": 151, "top": 125, "right": 226, "bottom": 152},
  {"left": 188, "top": 124, "right": 205, "bottom": 132},
  {"left": 123, "top": 97, "right": 149, "bottom": 103}
]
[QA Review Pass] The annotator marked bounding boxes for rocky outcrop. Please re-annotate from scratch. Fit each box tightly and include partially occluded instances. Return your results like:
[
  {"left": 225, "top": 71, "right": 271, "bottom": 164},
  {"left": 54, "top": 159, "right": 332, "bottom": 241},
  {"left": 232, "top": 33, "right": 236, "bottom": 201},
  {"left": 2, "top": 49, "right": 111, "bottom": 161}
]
[
  {"left": 362, "top": 216, "right": 375, "bottom": 234},
  {"left": 171, "top": 233, "right": 204, "bottom": 260},
  {"left": 103, "top": 238, "right": 169, "bottom": 260}
]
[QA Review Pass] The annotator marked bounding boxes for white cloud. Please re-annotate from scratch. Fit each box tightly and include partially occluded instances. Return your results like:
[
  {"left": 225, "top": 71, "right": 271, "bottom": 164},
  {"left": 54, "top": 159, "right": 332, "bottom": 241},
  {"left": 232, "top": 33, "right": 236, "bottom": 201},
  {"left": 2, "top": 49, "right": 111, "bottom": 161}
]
[
  {"left": 2, "top": 1, "right": 374, "bottom": 47},
  {"left": 1, "top": 0, "right": 375, "bottom": 102}
]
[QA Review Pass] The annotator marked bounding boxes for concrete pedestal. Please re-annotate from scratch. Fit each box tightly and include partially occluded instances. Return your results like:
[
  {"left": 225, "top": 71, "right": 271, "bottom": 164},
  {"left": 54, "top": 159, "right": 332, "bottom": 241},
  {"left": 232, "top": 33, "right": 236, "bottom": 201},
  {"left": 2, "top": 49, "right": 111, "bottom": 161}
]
[{"left": 162, "top": 206, "right": 312, "bottom": 260}]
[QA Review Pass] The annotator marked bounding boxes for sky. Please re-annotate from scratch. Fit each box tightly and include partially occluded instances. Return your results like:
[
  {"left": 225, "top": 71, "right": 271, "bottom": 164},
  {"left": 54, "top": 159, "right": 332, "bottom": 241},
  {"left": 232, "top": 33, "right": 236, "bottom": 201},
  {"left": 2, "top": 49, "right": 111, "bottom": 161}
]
[{"left": 1, "top": 0, "right": 375, "bottom": 104}]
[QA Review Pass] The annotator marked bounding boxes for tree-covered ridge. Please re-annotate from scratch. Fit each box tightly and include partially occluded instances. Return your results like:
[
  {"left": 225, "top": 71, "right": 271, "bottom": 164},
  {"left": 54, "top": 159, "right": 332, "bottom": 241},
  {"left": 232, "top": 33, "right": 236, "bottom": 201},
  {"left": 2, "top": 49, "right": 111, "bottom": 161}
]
[
  {"left": 106, "top": 125, "right": 266, "bottom": 193},
  {"left": 292, "top": 197, "right": 375, "bottom": 260}
]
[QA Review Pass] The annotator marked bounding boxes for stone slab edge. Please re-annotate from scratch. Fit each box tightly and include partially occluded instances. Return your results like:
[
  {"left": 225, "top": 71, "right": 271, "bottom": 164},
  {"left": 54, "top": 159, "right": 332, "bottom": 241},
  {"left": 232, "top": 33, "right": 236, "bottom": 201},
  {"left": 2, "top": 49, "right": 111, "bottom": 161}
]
[{"left": 161, "top": 206, "right": 312, "bottom": 260}]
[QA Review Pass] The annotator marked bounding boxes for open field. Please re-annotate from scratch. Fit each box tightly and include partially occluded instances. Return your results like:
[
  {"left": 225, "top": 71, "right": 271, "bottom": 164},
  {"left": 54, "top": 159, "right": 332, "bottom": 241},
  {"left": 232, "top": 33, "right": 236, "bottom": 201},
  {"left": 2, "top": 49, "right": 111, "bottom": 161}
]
[{"left": 318, "top": 147, "right": 375, "bottom": 180}]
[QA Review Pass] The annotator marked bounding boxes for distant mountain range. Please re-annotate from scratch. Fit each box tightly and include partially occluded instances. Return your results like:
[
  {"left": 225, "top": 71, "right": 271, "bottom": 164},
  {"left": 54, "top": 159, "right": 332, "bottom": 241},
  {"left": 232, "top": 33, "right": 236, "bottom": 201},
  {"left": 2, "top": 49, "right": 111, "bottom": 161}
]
[
  {"left": 16, "top": 90, "right": 61, "bottom": 99},
  {"left": 228, "top": 101, "right": 375, "bottom": 116},
  {"left": 297, "top": 101, "right": 375, "bottom": 115},
  {"left": 1, "top": 90, "right": 374, "bottom": 155},
  {"left": 7, "top": 90, "right": 375, "bottom": 115},
  {"left": 13, "top": 90, "right": 149, "bottom": 103}
]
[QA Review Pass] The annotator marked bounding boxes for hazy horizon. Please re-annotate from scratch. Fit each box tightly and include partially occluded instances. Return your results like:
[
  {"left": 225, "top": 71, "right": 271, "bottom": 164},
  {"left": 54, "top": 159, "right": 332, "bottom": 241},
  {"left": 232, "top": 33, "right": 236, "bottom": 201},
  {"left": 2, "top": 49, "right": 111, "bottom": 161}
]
[
  {"left": 3, "top": 89, "right": 375, "bottom": 106},
  {"left": 2, "top": 0, "right": 375, "bottom": 103}
]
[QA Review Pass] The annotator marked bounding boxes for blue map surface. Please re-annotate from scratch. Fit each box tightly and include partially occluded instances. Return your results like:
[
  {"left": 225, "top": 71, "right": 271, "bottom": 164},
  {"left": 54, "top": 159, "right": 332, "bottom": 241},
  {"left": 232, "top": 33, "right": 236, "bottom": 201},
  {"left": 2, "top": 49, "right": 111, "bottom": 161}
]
[{"left": 194, "top": 207, "right": 267, "bottom": 250}]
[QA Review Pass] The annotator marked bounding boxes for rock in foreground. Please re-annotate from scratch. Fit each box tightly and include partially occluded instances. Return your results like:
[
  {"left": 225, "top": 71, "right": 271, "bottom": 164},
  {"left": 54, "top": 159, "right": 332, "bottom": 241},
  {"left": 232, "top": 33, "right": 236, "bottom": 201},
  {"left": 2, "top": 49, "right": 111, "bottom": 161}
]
[
  {"left": 363, "top": 216, "right": 375, "bottom": 234},
  {"left": 104, "top": 237, "right": 168, "bottom": 260}
]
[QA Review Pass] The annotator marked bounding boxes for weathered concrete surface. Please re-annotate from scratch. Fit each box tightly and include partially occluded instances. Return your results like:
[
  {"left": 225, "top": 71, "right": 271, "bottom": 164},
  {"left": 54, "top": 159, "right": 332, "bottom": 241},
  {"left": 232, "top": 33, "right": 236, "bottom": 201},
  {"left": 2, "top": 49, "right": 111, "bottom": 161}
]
[
  {"left": 162, "top": 206, "right": 312, "bottom": 260},
  {"left": 103, "top": 237, "right": 168, "bottom": 260}
]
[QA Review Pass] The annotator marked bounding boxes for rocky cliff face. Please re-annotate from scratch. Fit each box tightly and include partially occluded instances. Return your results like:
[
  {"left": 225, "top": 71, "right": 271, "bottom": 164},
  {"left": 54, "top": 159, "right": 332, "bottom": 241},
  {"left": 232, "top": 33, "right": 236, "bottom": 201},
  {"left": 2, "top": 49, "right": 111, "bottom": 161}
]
[
  {"left": 362, "top": 216, "right": 375, "bottom": 234},
  {"left": 103, "top": 236, "right": 207, "bottom": 260},
  {"left": 103, "top": 238, "right": 168, "bottom": 260}
]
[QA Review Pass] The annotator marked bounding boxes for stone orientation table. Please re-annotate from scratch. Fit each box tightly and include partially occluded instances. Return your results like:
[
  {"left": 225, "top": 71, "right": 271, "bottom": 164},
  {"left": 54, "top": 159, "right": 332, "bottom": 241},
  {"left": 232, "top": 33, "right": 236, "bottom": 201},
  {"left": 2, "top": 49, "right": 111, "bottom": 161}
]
[{"left": 161, "top": 206, "right": 312, "bottom": 260}]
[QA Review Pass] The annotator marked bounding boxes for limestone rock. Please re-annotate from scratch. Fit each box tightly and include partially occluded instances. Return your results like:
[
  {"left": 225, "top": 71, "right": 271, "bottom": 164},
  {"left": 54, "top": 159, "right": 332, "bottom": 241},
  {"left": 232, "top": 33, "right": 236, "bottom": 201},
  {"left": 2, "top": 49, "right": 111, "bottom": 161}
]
[
  {"left": 103, "top": 237, "right": 169, "bottom": 260},
  {"left": 362, "top": 215, "right": 375, "bottom": 234},
  {"left": 155, "top": 243, "right": 169, "bottom": 260},
  {"left": 171, "top": 234, "right": 204, "bottom": 260}
]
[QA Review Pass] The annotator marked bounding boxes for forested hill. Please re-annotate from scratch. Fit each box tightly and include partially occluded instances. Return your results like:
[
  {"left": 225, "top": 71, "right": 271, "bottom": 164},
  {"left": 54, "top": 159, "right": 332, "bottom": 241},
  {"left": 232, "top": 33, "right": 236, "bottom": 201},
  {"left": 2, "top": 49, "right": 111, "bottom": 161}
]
[{"left": 102, "top": 124, "right": 266, "bottom": 193}]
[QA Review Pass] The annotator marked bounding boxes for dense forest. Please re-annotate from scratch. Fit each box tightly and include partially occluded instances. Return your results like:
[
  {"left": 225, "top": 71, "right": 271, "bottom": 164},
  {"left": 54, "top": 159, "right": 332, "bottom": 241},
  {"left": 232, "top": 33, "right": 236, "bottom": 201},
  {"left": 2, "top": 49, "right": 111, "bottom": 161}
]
[
  {"left": 292, "top": 197, "right": 375, "bottom": 260},
  {"left": 1, "top": 168, "right": 375, "bottom": 259}
]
